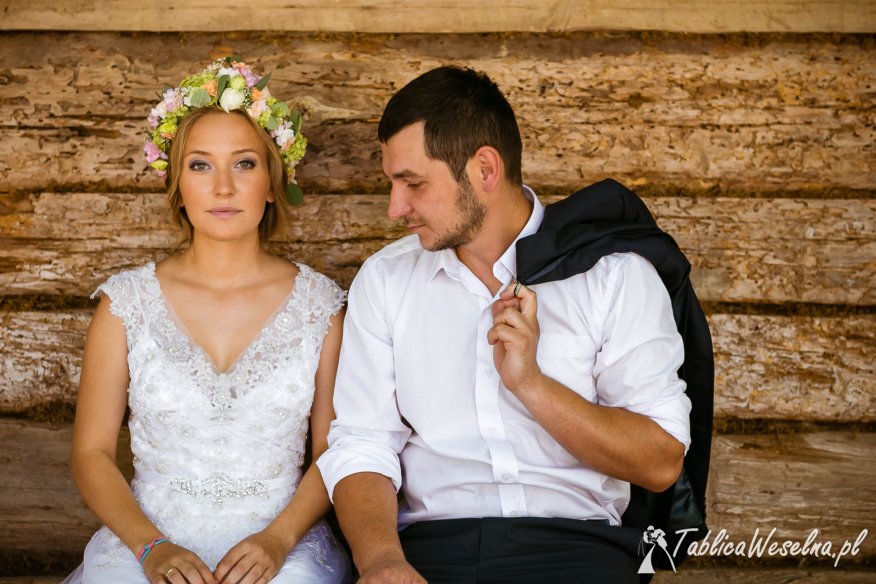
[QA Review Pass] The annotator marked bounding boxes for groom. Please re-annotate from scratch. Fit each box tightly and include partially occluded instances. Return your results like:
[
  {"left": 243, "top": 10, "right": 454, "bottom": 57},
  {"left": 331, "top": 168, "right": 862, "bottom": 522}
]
[{"left": 317, "top": 66, "right": 692, "bottom": 583}]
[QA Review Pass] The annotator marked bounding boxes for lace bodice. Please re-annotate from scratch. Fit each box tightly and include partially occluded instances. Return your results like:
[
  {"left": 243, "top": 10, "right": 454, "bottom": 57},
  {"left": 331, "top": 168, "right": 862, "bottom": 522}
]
[{"left": 88, "top": 262, "right": 346, "bottom": 570}]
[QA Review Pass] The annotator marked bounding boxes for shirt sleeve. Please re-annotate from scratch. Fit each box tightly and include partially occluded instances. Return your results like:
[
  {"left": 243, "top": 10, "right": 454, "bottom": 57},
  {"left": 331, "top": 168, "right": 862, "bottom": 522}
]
[
  {"left": 591, "top": 253, "right": 692, "bottom": 453},
  {"left": 316, "top": 257, "right": 412, "bottom": 500}
]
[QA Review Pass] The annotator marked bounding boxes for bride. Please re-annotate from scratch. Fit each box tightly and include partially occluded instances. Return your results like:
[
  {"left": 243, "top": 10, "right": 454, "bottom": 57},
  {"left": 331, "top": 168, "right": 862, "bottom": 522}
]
[{"left": 65, "top": 59, "right": 352, "bottom": 584}]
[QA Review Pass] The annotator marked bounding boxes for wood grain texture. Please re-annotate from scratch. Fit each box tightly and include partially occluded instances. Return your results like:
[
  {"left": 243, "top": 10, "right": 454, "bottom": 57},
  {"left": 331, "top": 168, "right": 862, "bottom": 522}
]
[
  {"left": 0, "top": 580, "right": 72, "bottom": 584},
  {"left": 1, "top": 1, "right": 874, "bottom": 33},
  {"left": 0, "top": 311, "right": 87, "bottom": 412},
  {"left": 1, "top": 33, "right": 873, "bottom": 193},
  {"left": 1, "top": 421, "right": 872, "bottom": 562},
  {"left": 2, "top": 310, "right": 873, "bottom": 421},
  {"left": 0, "top": 421, "right": 132, "bottom": 557},
  {"left": 708, "top": 432, "right": 875, "bottom": 560},
  {"left": 6, "top": 570, "right": 875, "bottom": 584},
  {"left": 2, "top": 193, "right": 874, "bottom": 304},
  {"left": 710, "top": 314, "right": 875, "bottom": 422}
]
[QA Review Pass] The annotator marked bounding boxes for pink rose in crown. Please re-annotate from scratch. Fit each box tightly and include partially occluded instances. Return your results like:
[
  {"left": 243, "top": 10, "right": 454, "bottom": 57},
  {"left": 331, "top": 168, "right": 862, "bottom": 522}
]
[
  {"left": 162, "top": 88, "right": 184, "bottom": 111},
  {"left": 234, "top": 62, "right": 261, "bottom": 87},
  {"left": 144, "top": 141, "right": 162, "bottom": 164}
]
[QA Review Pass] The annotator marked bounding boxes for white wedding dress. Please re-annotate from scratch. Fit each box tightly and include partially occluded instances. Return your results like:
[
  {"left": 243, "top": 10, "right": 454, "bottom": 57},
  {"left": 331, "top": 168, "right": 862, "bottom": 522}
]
[{"left": 64, "top": 262, "right": 352, "bottom": 583}]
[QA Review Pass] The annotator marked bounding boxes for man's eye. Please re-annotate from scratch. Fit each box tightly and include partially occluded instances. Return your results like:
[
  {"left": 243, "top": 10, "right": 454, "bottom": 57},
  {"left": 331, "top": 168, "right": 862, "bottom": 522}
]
[{"left": 408, "top": 182, "right": 422, "bottom": 190}]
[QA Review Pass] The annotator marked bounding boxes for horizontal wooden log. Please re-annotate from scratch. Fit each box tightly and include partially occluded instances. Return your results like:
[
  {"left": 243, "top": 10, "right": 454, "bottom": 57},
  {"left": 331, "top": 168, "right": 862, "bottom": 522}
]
[
  {"left": 0, "top": 421, "right": 132, "bottom": 560},
  {"left": 1, "top": 421, "right": 873, "bottom": 565},
  {"left": 0, "top": 311, "right": 85, "bottom": 412},
  {"left": 711, "top": 314, "right": 875, "bottom": 422},
  {"left": 1, "top": 33, "right": 873, "bottom": 193},
  {"left": 1, "top": 193, "right": 873, "bottom": 304},
  {"left": 9, "top": 570, "right": 876, "bottom": 584},
  {"left": 2, "top": 310, "right": 873, "bottom": 422},
  {"left": 8, "top": 572, "right": 871, "bottom": 584},
  {"left": 1, "top": 1, "right": 874, "bottom": 33},
  {"left": 0, "top": 238, "right": 386, "bottom": 297},
  {"left": 0, "top": 579, "right": 81, "bottom": 584},
  {"left": 707, "top": 432, "right": 875, "bottom": 561},
  {"left": 0, "top": 193, "right": 403, "bottom": 247}
]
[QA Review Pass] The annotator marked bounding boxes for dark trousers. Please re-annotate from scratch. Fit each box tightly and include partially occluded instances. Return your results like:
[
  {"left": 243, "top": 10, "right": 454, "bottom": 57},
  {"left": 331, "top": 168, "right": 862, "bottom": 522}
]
[{"left": 399, "top": 517, "right": 642, "bottom": 584}]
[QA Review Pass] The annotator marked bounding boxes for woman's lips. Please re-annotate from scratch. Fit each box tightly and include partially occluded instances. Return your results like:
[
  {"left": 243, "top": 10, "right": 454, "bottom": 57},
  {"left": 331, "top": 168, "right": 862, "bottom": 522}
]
[{"left": 208, "top": 208, "right": 242, "bottom": 219}]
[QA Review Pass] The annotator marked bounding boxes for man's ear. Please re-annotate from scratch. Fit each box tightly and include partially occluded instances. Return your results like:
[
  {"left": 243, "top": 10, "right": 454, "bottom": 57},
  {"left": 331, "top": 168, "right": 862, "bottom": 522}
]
[{"left": 470, "top": 146, "right": 503, "bottom": 193}]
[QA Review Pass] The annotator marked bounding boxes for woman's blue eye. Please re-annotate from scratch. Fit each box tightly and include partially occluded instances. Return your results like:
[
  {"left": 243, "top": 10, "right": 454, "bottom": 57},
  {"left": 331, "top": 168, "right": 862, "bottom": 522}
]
[{"left": 189, "top": 160, "right": 209, "bottom": 171}]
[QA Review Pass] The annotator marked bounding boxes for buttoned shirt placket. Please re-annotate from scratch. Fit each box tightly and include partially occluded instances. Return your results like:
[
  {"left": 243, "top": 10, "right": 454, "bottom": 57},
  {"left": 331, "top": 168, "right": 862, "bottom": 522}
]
[{"left": 454, "top": 259, "right": 528, "bottom": 519}]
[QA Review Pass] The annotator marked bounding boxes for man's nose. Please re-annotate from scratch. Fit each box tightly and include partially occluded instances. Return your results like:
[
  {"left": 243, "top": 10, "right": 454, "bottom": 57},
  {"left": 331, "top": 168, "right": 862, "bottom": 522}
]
[{"left": 387, "top": 185, "right": 413, "bottom": 221}]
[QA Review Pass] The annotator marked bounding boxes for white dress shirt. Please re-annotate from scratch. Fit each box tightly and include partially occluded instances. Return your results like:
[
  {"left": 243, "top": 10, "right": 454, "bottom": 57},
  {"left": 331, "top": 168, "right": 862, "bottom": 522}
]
[{"left": 318, "top": 188, "right": 691, "bottom": 528}]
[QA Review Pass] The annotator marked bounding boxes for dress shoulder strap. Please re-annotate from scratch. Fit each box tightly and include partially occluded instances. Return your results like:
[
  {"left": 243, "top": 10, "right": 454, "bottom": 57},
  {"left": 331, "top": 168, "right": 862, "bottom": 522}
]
[
  {"left": 91, "top": 262, "right": 158, "bottom": 343},
  {"left": 293, "top": 264, "right": 346, "bottom": 323}
]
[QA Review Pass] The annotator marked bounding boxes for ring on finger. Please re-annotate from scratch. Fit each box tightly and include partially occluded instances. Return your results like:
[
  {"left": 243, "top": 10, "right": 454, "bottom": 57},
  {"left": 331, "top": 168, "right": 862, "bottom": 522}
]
[
  {"left": 165, "top": 567, "right": 178, "bottom": 579},
  {"left": 513, "top": 280, "right": 523, "bottom": 296}
]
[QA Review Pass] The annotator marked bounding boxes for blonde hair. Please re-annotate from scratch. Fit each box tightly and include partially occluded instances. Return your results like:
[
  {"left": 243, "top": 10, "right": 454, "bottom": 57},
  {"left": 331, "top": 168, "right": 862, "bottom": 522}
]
[{"left": 164, "top": 108, "right": 288, "bottom": 244}]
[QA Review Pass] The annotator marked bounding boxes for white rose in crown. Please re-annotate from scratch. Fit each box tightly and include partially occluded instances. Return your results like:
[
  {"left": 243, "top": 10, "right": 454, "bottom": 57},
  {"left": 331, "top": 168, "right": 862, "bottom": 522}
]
[
  {"left": 274, "top": 126, "right": 295, "bottom": 147},
  {"left": 219, "top": 88, "right": 245, "bottom": 112}
]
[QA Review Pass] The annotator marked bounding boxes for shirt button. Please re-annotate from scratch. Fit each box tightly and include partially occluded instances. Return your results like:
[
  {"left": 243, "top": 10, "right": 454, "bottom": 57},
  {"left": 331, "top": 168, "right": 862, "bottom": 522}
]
[{"left": 500, "top": 473, "right": 512, "bottom": 483}]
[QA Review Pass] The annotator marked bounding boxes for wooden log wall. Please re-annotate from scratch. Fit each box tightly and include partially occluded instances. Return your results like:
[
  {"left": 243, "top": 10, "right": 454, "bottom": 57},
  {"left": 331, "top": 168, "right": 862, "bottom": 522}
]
[{"left": 0, "top": 1, "right": 874, "bottom": 579}]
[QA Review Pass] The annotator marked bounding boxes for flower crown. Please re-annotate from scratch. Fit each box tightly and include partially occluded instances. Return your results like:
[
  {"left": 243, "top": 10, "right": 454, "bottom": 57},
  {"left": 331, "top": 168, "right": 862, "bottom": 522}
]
[{"left": 144, "top": 58, "right": 307, "bottom": 205}]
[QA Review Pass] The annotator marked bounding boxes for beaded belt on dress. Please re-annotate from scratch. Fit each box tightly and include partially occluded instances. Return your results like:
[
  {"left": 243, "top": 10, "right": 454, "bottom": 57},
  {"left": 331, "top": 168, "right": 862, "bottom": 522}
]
[{"left": 135, "top": 468, "right": 301, "bottom": 502}]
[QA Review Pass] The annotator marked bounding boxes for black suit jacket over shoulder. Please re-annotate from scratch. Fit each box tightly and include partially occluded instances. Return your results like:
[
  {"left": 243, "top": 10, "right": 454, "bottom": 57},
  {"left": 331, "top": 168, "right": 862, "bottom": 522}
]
[{"left": 516, "top": 178, "right": 713, "bottom": 563}]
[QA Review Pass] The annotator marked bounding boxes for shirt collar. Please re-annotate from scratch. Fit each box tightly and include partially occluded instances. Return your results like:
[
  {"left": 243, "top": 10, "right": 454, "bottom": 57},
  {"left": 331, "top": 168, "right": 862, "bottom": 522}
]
[
  {"left": 426, "top": 185, "right": 544, "bottom": 283},
  {"left": 497, "top": 185, "right": 543, "bottom": 280}
]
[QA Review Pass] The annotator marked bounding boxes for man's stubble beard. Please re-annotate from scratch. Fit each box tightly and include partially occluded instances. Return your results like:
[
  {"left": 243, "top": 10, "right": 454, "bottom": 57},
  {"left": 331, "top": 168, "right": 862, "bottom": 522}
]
[{"left": 427, "top": 174, "right": 487, "bottom": 252}]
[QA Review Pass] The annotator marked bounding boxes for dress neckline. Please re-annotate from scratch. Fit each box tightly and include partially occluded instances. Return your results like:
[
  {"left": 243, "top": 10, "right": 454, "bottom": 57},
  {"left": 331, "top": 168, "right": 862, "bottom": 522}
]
[{"left": 144, "top": 261, "right": 307, "bottom": 377}]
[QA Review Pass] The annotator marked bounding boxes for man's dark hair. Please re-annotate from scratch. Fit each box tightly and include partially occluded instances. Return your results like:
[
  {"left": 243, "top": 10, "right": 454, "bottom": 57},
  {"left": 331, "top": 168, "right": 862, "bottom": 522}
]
[{"left": 378, "top": 66, "right": 523, "bottom": 186}]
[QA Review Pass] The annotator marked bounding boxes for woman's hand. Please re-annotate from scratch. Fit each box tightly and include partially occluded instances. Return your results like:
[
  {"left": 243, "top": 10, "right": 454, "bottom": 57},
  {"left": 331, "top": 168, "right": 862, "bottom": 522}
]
[
  {"left": 213, "top": 530, "right": 288, "bottom": 584},
  {"left": 142, "top": 541, "right": 216, "bottom": 584}
]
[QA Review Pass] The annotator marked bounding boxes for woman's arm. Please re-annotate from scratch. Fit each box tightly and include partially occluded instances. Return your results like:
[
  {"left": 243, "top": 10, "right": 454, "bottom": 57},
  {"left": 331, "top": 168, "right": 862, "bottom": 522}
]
[
  {"left": 72, "top": 296, "right": 214, "bottom": 584},
  {"left": 214, "top": 309, "right": 345, "bottom": 584}
]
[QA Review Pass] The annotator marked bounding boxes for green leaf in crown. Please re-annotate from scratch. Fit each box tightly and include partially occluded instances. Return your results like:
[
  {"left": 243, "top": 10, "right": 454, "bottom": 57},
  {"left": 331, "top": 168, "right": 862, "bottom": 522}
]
[
  {"left": 188, "top": 89, "right": 212, "bottom": 108},
  {"left": 285, "top": 183, "right": 304, "bottom": 206},
  {"left": 143, "top": 58, "right": 308, "bottom": 203}
]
